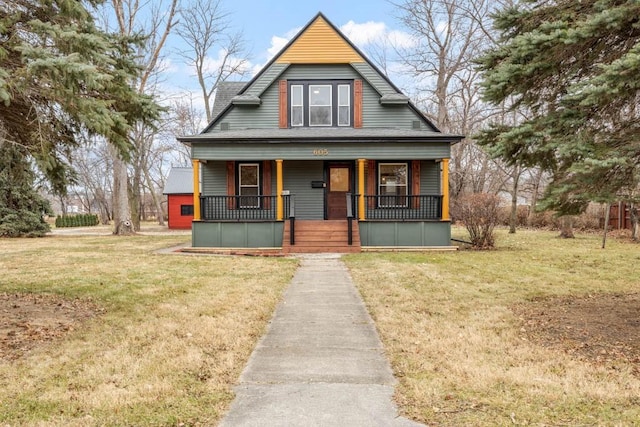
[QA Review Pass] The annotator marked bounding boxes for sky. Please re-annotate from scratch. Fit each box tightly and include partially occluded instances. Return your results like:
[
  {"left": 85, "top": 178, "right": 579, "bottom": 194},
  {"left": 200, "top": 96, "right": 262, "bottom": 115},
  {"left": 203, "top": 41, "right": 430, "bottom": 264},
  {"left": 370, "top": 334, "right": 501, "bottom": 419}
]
[
  {"left": 160, "top": 0, "right": 417, "bottom": 111},
  {"left": 223, "top": 0, "right": 402, "bottom": 64}
]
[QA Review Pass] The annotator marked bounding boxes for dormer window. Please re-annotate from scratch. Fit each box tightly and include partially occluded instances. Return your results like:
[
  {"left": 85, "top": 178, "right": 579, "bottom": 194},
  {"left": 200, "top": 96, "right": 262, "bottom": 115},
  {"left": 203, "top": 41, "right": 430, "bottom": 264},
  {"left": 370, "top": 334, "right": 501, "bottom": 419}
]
[{"left": 288, "top": 81, "right": 352, "bottom": 127}]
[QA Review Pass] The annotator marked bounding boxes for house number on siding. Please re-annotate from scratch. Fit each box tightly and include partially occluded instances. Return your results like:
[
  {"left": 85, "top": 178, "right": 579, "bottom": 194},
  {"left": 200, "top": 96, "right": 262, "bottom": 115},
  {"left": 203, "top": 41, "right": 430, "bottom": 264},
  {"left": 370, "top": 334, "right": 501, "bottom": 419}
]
[{"left": 312, "top": 149, "right": 329, "bottom": 156}]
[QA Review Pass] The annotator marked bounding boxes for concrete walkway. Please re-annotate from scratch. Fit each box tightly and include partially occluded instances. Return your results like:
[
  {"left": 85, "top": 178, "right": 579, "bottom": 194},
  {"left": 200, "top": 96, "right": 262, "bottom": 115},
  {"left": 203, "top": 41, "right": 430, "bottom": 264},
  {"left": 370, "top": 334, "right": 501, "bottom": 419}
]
[{"left": 219, "top": 254, "right": 423, "bottom": 427}]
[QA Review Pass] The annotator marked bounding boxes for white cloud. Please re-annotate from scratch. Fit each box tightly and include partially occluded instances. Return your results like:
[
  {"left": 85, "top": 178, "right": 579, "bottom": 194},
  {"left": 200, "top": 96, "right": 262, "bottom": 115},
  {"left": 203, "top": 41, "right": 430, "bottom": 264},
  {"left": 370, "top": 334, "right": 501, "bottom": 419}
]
[
  {"left": 200, "top": 48, "right": 252, "bottom": 77},
  {"left": 340, "top": 20, "right": 387, "bottom": 47},
  {"left": 340, "top": 20, "right": 416, "bottom": 50}
]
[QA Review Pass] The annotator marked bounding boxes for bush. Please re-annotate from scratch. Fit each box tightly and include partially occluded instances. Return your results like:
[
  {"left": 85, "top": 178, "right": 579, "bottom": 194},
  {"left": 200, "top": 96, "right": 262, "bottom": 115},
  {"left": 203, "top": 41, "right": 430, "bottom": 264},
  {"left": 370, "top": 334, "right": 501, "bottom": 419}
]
[
  {"left": 0, "top": 208, "right": 50, "bottom": 237},
  {"left": 457, "top": 193, "right": 502, "bottom": 249},
  {"left": 54, "top": 214, "right": 99, "bottom": 228}
]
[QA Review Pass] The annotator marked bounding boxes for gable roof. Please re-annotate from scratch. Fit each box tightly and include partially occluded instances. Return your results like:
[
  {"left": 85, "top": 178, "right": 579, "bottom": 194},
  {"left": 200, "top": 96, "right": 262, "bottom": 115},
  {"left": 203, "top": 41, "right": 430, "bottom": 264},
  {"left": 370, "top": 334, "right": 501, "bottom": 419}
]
[
  {"left": 200, "top": 12, "right": 439, "bottom": 134},
  {"left": 163, "top": 167, "right": 193, "bottom": 195},
  {"left": 210, "top": 82, "right": 247, "bottom": 119}
]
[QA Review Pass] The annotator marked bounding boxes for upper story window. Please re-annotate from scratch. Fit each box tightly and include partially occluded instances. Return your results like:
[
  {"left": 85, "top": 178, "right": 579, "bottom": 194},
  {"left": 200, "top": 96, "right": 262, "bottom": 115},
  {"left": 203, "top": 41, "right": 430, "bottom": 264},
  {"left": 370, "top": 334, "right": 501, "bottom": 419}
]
[{"left": 289, "top": 81, "right": 352, "bottom": 127}]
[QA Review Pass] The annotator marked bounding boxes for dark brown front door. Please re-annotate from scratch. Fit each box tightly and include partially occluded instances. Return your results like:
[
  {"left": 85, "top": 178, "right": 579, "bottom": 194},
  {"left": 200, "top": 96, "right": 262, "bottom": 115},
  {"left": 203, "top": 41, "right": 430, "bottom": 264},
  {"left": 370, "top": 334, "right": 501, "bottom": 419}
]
[{"left": 327, "top": 163, "right": 352, "bottom": 219}]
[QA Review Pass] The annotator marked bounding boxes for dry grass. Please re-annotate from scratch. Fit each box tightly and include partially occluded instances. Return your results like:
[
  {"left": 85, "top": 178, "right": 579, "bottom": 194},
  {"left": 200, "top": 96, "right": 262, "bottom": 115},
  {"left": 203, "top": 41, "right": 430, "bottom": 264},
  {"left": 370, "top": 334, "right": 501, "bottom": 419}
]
[
  {"left": 344, "top": 227, "right": 640, "bottom": 426},
  {"left": 0, "top": 235, "right": 297, "bottom": 425}
]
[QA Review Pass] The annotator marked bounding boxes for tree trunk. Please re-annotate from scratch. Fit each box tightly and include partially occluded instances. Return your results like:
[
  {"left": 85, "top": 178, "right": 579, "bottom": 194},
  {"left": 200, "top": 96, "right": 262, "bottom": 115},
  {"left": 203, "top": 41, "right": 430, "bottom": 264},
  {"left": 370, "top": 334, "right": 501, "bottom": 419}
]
[
  {"left": 630, "top": 204, "right": 639, "bottom": 241},
  {"left": 130, "top": 167, "right": 141, "bottom": 231},
  {"left": 509, "top": 167, "right": 521, "bottom": 234},
  {"left": 527, "top": 168, "right": 543, "bottom": 227},
  {"left": 112, "top": 149, "right": 134, "bottom": 235},
  {"left": 559, "top": 215, "right": 574, "bottom": 238},
  {"left": 602, "top": 203, "right": 610, "bottom": 249},
  {"left": 144, "top": 168, "right": 165, "bottom": 226}
]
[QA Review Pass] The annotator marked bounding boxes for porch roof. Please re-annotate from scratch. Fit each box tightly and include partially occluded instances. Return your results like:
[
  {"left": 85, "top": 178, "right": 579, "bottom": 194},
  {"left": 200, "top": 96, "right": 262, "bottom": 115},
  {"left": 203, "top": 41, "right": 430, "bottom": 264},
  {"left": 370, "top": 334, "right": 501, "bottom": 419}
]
[{"left": 178, "top": 127, "right": 464, "bottom": 145}]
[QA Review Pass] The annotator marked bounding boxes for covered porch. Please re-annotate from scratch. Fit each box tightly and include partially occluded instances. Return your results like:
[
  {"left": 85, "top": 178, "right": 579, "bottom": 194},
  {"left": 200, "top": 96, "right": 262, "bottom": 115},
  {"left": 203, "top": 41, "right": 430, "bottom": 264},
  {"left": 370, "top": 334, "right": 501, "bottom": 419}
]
[{"left": 189, "top": 156, "right": 452, "bottom": 251}]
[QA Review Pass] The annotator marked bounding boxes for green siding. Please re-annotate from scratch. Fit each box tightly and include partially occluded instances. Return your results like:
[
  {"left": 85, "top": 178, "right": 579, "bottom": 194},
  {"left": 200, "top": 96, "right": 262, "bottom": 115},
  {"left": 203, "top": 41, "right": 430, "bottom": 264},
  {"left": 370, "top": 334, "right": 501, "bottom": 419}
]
[
  {"left": 421, "top": 160, "right": 440, "bottom": 194},
  {"left": 201, "top": 161, "right": 227, "bottom": 195},
  {"left": 192, "top": 221, "right": 284, "bottom": 247},
  {"left": 246, "top": 63, "right": 289, "bottom": 97},
  {"left": 350, "top": 63, "right": 396, "bottom": 95},
  {"left": 358, "top": 221, "right": 451, "bottom": 247},
  {"left": 193, "top": 142, "right": 451, "bottom": 161},
  {"left": 209, "top": 63, "right": 429, "bottom": 132},
  {"left": 201, "top": 161, "right": 277, "bottom": 196},
  {"left": 283, "top": 161, "right": 325, "bottom": 220}
]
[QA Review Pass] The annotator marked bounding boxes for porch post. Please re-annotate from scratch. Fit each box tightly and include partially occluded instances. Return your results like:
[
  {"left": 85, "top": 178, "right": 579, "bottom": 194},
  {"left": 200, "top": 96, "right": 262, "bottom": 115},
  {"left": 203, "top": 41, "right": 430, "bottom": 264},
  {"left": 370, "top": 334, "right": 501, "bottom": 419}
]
[
  {"left": 276, "top": 159, "right": 283, "bottom": 220},
  {"left": 442, "top": 158, "right": 450, "bottom": 221},
  {"left": 357, "top": 158, "right": 366, "bottom": 221},
  {"left": 192, "top": 159, "right": 201, "bottom": 221}
]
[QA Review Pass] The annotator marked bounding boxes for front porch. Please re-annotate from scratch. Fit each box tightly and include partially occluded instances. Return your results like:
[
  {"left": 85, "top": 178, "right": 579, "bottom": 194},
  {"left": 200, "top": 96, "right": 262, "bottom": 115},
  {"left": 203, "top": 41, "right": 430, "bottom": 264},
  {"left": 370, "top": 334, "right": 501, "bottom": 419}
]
[{"left": 191, "top": 193, "right": 451, "bottom": 251}]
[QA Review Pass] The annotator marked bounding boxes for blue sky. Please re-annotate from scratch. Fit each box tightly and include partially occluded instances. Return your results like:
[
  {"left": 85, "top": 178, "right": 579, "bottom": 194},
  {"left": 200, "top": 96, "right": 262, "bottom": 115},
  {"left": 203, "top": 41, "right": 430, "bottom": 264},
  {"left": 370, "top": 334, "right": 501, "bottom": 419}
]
[
  {"left": 224, "top": 0, "right": 401, "bottom": 63},
  {"left": 162, "top": 0, "right": 416, "bottom": 108}
]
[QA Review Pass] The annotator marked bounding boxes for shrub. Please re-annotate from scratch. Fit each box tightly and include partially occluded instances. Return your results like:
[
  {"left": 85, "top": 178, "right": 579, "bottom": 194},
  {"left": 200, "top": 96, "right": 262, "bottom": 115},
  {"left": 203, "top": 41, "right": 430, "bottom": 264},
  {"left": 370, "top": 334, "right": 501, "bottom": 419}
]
[
  {"left": 0, "top": 208, "right": 50, "bottom": 237},
  {"left": 457, "top": 193, "right": 502, "bottom": 249},
  {"left": 54, "top": 214, "right": 99, "bottom": 228}
]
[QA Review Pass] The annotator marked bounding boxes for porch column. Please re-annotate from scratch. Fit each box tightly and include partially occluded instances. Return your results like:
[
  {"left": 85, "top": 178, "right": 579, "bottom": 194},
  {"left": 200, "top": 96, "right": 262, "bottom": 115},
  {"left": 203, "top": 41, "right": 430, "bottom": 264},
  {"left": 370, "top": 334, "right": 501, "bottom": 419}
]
[
  {"left": 442, "top": 158, "right": 450, "bottom": 221},
  {"left": 192, "top": 159, "right": 200, "bottom": 221},
  {"left": 276, "top": 159, "right": 283, "bottom": 221},
  {"left": 357, "top": 158, "right": 366, "bottom": 221}
]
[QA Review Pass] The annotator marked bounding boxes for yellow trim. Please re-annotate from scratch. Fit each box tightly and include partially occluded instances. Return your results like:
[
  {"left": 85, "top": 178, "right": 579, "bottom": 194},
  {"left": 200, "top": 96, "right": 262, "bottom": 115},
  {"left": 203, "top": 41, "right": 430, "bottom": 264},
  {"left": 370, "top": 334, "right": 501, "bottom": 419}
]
[
  {"left": 442, "top": 159, "right": 450, "bottom": 221},
  {"left": 276, "top": 159, "right": 283, "bottom": 221},
  {"left": 358, "top": 159, "right": 366, "bottom": 221},
  {"left": 276, "top": 16, "right": 364, "bottom": 64},
  {"left": 192, "top": 159, "right": 200, "bottom": 221}
]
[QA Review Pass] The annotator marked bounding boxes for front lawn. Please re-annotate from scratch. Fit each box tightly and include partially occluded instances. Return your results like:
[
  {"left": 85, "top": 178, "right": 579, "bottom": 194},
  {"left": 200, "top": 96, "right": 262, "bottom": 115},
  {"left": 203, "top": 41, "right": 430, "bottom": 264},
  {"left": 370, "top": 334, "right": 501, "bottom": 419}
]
[
  {"left": 345, "top": 228, "right": 640, "bottom": 426},
  {"left": 0, "top": 235, "right": 297, "bottom": 425}
]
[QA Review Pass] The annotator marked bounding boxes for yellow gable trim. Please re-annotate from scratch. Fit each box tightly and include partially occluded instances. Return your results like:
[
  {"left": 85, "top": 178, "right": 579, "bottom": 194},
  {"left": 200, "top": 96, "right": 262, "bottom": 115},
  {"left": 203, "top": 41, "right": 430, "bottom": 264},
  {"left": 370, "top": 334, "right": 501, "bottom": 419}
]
[{"left": 276, "top": 16, "right": 364, "bottom": 64}]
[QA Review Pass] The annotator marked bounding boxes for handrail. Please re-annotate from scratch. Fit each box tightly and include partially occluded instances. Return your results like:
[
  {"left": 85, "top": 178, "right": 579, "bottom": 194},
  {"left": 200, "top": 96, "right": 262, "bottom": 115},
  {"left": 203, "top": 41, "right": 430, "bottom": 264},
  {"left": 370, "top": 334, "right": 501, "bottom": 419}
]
[
  {"left": 363, "top": 195, "right": 443, "bottom": 220},
  {"left": 199, "top": 195, "right": 290, "bottom": 221},
  {"left": 346, "top": 193, "right": 354, "bottom": 245},
  {"left": 289, "top": 195, "right": 295, "bottom": 245}
]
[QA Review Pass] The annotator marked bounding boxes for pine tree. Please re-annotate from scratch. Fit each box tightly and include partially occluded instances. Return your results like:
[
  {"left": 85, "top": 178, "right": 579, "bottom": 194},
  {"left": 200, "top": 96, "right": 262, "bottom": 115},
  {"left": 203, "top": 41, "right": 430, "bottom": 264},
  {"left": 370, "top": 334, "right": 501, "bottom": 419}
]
[
  {"left": 476, "top": 0, "right": 640, "bottom": 215},
  {"left": 0, "top": 0, "right": 160, "bottom": 236},
  {"left": 0, "top": 141, "right": 52, "bottom": 237}
]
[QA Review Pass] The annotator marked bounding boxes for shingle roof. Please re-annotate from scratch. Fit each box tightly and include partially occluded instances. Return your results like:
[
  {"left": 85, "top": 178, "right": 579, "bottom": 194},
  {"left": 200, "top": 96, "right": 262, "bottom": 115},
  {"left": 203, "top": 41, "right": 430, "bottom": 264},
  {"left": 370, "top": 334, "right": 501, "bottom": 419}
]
[
  {"left": 163, "top": 167, "right": 193, "bottom": 194},
  {"left": 179, "top": 127, "right": 464, "bottom": 144},
  {"left": 210, "top": 82, "right": 247, "bottom": 119}
]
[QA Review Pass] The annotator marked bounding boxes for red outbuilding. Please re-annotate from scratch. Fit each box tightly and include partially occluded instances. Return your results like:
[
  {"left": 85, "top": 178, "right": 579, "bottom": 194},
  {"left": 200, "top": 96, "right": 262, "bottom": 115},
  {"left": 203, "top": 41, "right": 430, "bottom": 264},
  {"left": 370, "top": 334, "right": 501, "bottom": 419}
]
[{"left": 163, "top": 167, "right": 194, "bottom": 229}]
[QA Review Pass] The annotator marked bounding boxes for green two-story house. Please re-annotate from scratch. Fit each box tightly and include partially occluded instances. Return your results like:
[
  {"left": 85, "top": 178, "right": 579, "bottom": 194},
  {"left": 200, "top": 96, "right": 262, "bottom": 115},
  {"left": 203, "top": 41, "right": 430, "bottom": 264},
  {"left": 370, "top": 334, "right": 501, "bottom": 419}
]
[{"left": 178, "top": 12, "right": 463, "bottom": 253}]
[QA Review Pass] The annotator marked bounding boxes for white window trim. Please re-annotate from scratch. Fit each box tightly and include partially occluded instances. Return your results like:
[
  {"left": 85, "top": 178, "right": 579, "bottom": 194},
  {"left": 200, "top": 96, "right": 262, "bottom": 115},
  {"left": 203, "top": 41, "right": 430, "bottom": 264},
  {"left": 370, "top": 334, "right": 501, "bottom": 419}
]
[
  {"left": 308, "top": 84, "right": 332, "bottom": 127},
  {"left": 337, "top": 84, "right": 350, "bottom": 127},
  {"left": 290, "top": 85, "right": 303, "bottom": 127},
  {"left": 378, "top": 162, "right": 408, "bottom": 208},
  {"left": 239, "top": 163, "right": 260, "bottom": 208}
]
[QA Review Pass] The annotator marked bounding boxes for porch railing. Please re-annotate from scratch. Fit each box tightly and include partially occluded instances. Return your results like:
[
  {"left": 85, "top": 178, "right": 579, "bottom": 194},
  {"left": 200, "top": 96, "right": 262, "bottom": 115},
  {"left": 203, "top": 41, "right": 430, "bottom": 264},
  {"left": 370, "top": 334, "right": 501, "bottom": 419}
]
[
  {"left": 200, "top": 195, "right": 290, "bottom": 221},
  {"left": 364, "top": 195, "right": 443, "bottom": 220}
]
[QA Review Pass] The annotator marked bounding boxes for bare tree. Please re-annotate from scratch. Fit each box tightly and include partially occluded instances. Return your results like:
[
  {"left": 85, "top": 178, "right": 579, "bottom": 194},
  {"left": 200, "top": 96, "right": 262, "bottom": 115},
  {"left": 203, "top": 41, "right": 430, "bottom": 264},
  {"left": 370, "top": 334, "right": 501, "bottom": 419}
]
[
  {"left": 105, "top": 0, "right": 179, "bottom": 232},
  {"left": 394, "top": 0, "right": 503, "bottom": 211},
  {"left": 176, "top": 0, "right": 249, "bottom": 122}
]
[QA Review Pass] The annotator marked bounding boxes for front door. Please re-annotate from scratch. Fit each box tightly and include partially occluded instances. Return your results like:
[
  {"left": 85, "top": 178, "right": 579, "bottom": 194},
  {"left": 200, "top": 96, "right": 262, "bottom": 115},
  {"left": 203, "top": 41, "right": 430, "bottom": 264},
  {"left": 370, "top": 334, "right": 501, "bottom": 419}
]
[{"left": 326, "top": 163, "right": 353, "bottom": 219}]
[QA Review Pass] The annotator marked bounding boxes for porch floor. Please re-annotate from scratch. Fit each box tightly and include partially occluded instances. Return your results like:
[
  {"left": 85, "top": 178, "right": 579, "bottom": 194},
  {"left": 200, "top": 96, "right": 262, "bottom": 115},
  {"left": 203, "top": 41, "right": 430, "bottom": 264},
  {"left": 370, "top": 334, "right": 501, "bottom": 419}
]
[{"left": 283, "top": 220, "right": 361, "bottom": 254}]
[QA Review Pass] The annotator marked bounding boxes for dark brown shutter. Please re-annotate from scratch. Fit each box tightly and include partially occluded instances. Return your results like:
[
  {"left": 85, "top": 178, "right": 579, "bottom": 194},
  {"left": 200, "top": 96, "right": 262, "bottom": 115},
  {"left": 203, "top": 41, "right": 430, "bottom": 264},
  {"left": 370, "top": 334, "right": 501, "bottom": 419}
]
[
  {"left": 226, "top": 161, "right": 236, "bottom": 210},
  {"left": 367, "top": 160, "right": 376, "bottom": 209},
  {"left": 411, "top": 160, "right": 421, "bottom": 208},
  {"left": 354, "top": 79, "right": 363, "bottom": 128},
  {"left": 279, "top": 80, "right": 288, "bottom": 128},
  {"left": 263, "top": 160, "right": 272, "bottom": 210}
]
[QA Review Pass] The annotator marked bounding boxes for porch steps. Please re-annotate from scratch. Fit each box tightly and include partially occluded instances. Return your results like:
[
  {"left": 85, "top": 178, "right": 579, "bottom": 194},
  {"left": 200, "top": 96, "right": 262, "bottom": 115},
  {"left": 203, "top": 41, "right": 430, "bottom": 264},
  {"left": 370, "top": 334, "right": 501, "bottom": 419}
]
[{"left": 282, "top": 220, "right": 361, "bottom": 254}]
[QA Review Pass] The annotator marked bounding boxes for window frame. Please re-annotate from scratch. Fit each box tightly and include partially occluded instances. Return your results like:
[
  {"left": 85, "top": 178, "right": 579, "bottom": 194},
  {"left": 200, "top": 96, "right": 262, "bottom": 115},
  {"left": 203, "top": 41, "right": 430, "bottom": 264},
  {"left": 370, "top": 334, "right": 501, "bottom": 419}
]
[
  {"left": 180, "top": 204, "right": 194, "bottom": 216},
  {"left": 308, "top": 84, "right": 333, "bottom": 126},
  {"left": 237, "top": 162, "right": 261, "bottom": 209},
  {"left": 378, "top": 162, "right": 410, "bottom": 208},
  {"left": 290, "top": 84, "right": 304, "bottom": 127},
  {"left": 287, "top": 80, "right": 353, "bottom": 128}
]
